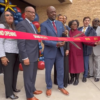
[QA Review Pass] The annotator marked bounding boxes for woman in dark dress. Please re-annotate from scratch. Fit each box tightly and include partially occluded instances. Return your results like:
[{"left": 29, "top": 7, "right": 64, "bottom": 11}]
[
  {"left": 68, "top": 20, "right": 96, "bottom": 85},
  {"left": 54, "top": 14, "right": 69, "bottom": 87}
]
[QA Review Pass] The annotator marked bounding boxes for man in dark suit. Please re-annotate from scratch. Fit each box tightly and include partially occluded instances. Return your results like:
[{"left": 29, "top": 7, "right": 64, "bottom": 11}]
[
  {"left": 78, "top": 17, "right": 97, "bottom": 82},
  {"left": 40, "top": 6, "right": 69, "bottom": 97},
  {"left": 16, "top": 6, "right": 42, "bottom": 100},
  {"left": 63, "top": 15, "right": 70, "bottom": 31}
]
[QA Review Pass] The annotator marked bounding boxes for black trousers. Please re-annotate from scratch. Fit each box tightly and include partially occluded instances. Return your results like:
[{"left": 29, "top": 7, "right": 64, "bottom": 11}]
[
  {"left": 0, "top": 62, "right": 3, "bottom": 73},
  {"left": 22, "top": 61, "right": 38, "bottom": 98},
  {"left": 1, "top": 53, "right": 20, "bottom": 97},
  {"left": 54, "top": 55, "right": 69, "bottom": 87}
]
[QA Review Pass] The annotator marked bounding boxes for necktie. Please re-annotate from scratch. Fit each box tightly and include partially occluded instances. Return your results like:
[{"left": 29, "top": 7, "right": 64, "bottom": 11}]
[
  {"left": 52, "top": 21, "right": 57, "bottom": 33},
  {"left": 83, "top": 27, "right": 86, "bottom": 33},
  {"left": 30, "top": 23, "right": 36, "bottom": 34}
]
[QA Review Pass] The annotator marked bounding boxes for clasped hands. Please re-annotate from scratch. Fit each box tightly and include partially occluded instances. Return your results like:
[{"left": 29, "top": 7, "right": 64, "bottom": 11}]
[{"left": 56, "top": 41, "right": 65, "bottom": 47}]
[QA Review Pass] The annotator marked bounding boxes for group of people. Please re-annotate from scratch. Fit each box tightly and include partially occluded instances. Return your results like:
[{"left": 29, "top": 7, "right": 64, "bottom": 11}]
[
  {"left": 0, "top": 5, "right": 100, "bottom": 100},
  {"left": 54, "top": 14, "right": 100, "bottom": 87}
]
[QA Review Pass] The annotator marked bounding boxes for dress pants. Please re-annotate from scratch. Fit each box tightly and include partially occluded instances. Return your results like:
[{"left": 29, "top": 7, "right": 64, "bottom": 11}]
[
  {"left": 89, "top": 52, "right": 100, "bottom": 78},
  {"left": 0, "top": 62, "right": 3, "bottom": 73},
  {"left": 1, "top": 53, "right": 19, "bottom": 97},
  {"left": 45, "top": 48, "right": 64, "bottom": 89},
  {"left": 54, "top": 55, "right": 69, "bottom": 87},
  {"left": 83, "top": 55, "right": 89, "bottom": 78},
  {"left": 22, "top": 61, "right": 38, "bottom": 98}
]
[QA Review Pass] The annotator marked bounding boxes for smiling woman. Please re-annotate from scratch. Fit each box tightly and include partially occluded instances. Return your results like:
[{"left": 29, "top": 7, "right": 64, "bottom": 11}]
[
  {"left": 0, "top": 11, "right": 20, "bottom": 100},
  {"left": 68, "top": 20, "right": 96, "bottom": 86}
]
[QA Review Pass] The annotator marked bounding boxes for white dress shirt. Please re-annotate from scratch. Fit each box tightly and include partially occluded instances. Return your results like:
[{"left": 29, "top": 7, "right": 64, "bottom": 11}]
[{"left": 0, "top": 24, "right": 19, "bottom": 58}]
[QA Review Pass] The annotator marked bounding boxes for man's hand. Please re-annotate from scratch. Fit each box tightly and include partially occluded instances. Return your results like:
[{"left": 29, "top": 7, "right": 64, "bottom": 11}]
[
  {"left": 65, "top": 50, "right": 69, "bottom": 56},
  {"left": 23, "top": 58, "right": 30, "bottom": 65},
  {"left": 65, "top": 30, "right": 68, "bottom": 35},
  {"left": 57, "top": 42, "right": 65, "bottom": 47},
  {"left": 1, "top": 57, "right": 9, "bottom": 66},
  {"left": 95, "top": 41, "right": 100, "bottom": 45}
]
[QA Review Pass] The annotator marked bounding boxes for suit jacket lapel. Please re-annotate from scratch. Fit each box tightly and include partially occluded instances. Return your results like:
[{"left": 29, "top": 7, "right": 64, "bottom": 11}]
[
  {"left": 24, "top": 19, "right": 36, "bottom": 34},
  {"left": 85, "top": 26, "right": 91, "bottom": 36},
  {"left": 96, "top": 26, "right": 100, "bottom": 36},
  {"left": 47, "top": 19, "right": 57, "bottom": 36},
  {"left": 55, "top": 21, "right": 59, "bottom": 37},
  {"left": 80, "top": 27, "right": 83, "bottom": 31}
]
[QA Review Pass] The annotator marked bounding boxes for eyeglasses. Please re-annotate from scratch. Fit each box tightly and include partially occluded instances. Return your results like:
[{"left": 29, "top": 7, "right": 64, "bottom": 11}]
[
  {"left": 94, "top": 20, "right": 100, "bottom": 22},
  {"left": 5, "top": 14, "right": 13, "bottom": 17},
  {"left": 72, "top": 24, "right": 77, "bottom": 26},
  {"left": 26, "top": 11, "right": 35, "bottom": 14}
]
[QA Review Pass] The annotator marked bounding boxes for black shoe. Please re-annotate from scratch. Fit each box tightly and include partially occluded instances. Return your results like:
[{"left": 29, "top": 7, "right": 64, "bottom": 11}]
[
  {"left": 13, "top": 89, "right": 20, "bottom": 92},
  {"left": 82, "top": 77, "right": 87, "bottom": 82},
  {"left": 73, "top": 79, "right": 79, "bottom": 85},
  {"left": 87, "top": 75, "right": 93, "bottom": 78},
  {"left": 64, "top": 84, "right": 68, "bottom": 88},
  {"left": 6, "top": 94, "right": 18, "bottom": 99},
  {"left": 69, "top": 78, "right": 74, "bottom": 84},
  {"left": 94, "top": 78, "right": 99, "bottom": 82}
]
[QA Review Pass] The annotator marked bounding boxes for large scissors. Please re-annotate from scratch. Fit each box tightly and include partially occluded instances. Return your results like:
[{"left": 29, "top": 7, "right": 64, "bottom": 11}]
[
  {"left": 69, "top": 32, "right": 83, "bottom": 49},
  {"left": 63, "top": 31, "right": 83, "bottom": 49}
]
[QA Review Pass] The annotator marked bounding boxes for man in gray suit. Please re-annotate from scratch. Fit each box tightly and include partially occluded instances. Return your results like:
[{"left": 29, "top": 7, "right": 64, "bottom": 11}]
[
  {"left": 89, "top": 18, "right": 100, "bottom": 82},
  {"left": 16, "top": 6, "right": 42, "bottom": 100}
]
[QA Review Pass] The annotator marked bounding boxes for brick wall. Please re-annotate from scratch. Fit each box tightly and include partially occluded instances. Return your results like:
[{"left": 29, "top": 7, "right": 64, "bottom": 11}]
[{"left": 36, "top": 0, "right": 100, "bottom": 26}]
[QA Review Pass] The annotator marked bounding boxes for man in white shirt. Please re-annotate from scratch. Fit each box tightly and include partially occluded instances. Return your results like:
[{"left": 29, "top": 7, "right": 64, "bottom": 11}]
[{"left": 89, "top": 18, "right": 100, "bottom": 82}]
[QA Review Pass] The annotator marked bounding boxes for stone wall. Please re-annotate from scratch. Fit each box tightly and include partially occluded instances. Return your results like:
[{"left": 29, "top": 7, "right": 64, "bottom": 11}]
[{"left": 36, "top": 0, "right": 100, "bottom": 26}]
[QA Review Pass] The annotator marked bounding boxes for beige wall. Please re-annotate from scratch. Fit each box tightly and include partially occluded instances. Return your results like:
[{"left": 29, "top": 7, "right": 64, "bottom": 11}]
[{"left": 36, "top": 0, "right": 100, "bottom": 26}]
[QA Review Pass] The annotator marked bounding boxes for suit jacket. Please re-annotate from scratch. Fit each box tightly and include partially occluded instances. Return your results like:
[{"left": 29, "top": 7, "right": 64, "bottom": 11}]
[
  {"left": 93, "top": 26, "right": 100, "bottom": 56},
  {"left": 65, "top": 25, "right": 70, "bottom": 31},
  {"left": 16, "top": 19, "right": 39, "bottom": 62},
  {"left": 78, "top": 26, "right": 97, "bottom": 55},
  {"left": 40, "top": 19, "right": 65, "bottom": 58}
]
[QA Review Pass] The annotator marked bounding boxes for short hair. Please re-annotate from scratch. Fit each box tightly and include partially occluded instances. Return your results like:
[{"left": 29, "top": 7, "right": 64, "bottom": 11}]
[
  {"left": 83, "top": 16, "right": 91, "bottom": 22},
  {"left": 68, "top": 20, "right": 79, "bottom": 28},
  {"left": 63, "top": 15, "right": 67, "bottom": 19},
  {"left": 57, "top": 14, "right": 63, "bottom": 18},
  {"left": 25, "top": 6, "right": 35, "bottom": 12}
]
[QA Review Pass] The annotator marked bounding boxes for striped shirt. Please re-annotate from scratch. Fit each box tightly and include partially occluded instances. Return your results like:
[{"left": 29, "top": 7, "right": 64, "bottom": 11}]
[{"left": 0, "top": 24, "right": 19, "bottom": 57}]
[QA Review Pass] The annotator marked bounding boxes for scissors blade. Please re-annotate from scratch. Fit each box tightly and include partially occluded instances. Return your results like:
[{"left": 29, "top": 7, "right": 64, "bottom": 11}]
[
  {"left": 73, "top": 33, "right": 83, "bottom": 37},
  {"left": 69, "top": 41, "right": 81, "bottom": 49},
  {"left": 69, "top": 33, "right": 83, "bottom": 49},
  {"left": 63, "top": 31, "right": 82, "bottom": 49}
]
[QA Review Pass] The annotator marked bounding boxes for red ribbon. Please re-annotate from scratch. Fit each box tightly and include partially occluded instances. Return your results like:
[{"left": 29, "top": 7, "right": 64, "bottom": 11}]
[{"left": 0, "top": 28, "right": 100, "bottom": 42}]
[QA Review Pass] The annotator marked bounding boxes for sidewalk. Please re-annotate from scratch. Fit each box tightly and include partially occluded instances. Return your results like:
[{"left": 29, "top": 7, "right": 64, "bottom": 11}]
[{"left": 0, "top": 69, "right": 100, "bottom": 100}]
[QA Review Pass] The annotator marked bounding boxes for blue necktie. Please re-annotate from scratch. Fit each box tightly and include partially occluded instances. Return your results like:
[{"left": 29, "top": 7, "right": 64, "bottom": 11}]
[{"left": 30, "top": 23, "right": 36, "bottom": 34}]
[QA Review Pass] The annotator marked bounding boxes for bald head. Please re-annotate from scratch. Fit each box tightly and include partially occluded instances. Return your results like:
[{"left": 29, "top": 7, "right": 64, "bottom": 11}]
[
  {"left": 92, "top": 18, "right": 99, "bottom": 28},
  {"left": 24, "top": 6, "right": 35, "bottom": 22},
  {"left": 25, "top": 6, "right": 35, "bottom": 12},
  {"left": 47, "top": 6, "right": 56, "bottom": 13},
  {"left": 47, "top": 6, "right": 56, "bottom": 21}
]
